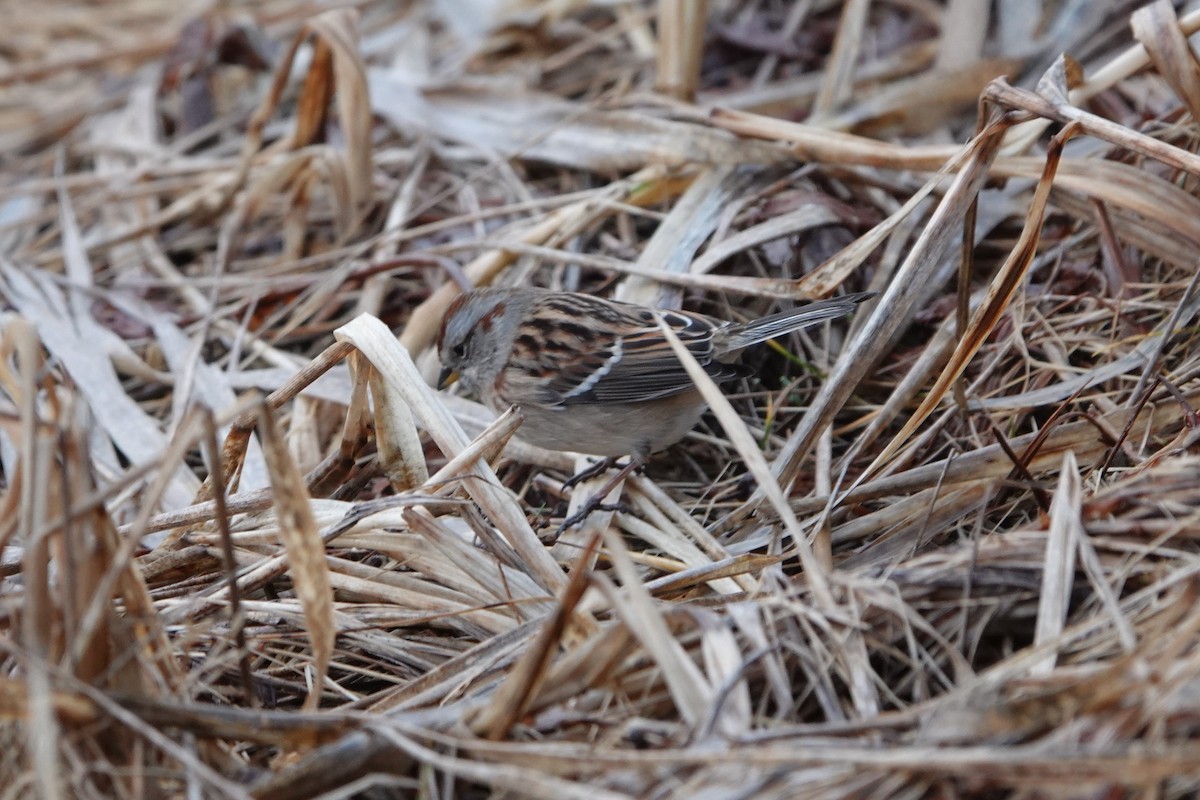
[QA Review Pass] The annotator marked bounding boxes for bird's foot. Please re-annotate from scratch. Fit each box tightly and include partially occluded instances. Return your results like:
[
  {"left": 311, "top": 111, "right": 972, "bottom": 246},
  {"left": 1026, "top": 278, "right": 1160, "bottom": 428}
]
[
  {"left": 556, "top": 458, "right": 642, "bottom": 533},
  {"left": 561, "top": 456, "right": 621, "bottom": 490},
  {"left": 557, "top": 502, "right": 626, "bottom": 533}
]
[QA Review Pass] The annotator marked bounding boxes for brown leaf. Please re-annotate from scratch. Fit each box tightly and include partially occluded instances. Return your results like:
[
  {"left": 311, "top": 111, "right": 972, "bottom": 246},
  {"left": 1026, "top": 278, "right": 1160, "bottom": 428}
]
[{"left": 257, "top": 402, "right": 335, "bottom": 712}]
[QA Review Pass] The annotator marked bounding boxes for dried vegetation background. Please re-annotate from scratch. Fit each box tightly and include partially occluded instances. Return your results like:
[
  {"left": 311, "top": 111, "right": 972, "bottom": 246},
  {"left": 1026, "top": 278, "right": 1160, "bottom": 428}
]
[{"left": 4, "top": 0, "right": 1200, "bottom": 797}]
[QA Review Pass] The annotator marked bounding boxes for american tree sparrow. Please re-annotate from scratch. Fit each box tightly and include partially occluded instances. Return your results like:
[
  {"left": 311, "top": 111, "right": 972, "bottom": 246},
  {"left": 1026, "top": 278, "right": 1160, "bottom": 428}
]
[{"left": 436, "top": 287, "right": 872, "bottom": 461}]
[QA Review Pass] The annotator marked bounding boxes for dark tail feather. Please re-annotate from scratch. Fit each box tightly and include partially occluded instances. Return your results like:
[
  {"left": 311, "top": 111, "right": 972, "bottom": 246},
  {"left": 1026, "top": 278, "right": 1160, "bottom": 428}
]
[{"left": 723, "top": 291, "right": 876, "bottom": 351}]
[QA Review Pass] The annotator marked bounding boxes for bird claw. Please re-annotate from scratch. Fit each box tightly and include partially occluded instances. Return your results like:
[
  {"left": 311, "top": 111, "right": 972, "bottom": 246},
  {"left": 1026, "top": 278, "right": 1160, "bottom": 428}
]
[
  {"left": 557, "top": 501, "right": 625, "bottom": 533},
  {"left": 561, "top": 457, "right": 621, "bottom": 490},
  {"left": 555, "top": 457, "right": 642, "bottom": 534}
]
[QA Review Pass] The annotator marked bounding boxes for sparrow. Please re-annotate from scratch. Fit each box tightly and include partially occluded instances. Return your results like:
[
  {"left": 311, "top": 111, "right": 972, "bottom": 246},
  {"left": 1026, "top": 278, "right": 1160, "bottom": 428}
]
[{"left": 436, "top": 287, "right": 871, "bottom": 460}]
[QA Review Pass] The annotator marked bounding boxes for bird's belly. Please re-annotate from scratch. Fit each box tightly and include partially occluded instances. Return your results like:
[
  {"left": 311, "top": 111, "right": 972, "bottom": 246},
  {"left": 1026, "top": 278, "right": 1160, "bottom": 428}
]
[{"left": 513, "top": 394, "right": 706, "bottom": 458}]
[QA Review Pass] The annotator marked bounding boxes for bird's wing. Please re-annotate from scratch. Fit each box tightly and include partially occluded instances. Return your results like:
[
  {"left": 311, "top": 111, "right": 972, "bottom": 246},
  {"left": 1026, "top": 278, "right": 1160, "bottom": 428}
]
[{"left": 509, "top": 294, "right": 740, "bottom": 406}]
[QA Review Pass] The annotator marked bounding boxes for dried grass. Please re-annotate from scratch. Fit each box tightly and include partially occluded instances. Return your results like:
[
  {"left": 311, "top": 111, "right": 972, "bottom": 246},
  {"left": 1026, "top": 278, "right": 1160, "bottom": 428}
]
[{"left": 4, "top": 1, "right": 1200, "bottom": 797}]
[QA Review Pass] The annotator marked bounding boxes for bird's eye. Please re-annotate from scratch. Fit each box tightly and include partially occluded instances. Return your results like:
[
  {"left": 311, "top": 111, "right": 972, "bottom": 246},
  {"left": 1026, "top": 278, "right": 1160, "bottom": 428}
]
[{"left": 451, "top": 342, "right": 467, "bottom": 359}]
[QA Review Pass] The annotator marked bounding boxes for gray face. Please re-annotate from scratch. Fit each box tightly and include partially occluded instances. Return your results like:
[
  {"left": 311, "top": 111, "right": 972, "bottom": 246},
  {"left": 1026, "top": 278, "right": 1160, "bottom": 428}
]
[{"left": 437, "top": 290, "right": 514, "bottom": 395}]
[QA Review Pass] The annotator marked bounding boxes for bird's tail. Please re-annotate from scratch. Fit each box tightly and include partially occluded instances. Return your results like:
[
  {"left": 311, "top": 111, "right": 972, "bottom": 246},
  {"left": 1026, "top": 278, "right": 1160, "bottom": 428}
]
[{"left": 721, "top": 291, "right": 875, "bottom": 351}]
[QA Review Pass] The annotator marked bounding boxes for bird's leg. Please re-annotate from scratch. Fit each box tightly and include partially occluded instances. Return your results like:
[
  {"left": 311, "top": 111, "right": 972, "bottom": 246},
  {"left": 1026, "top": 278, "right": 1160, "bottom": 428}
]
[
  {"left": 561, "top": 456, "right": 620, "bottom": 490},
  {"left": 558, "top": 457, "right": 642, "bottom": 532}
]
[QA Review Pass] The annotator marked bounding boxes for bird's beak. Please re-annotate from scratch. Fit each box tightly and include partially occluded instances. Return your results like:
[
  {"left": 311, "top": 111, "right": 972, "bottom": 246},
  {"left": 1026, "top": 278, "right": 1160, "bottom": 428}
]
[{"left": 437, "top": 366, "right": 459, "bottom": 390}]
